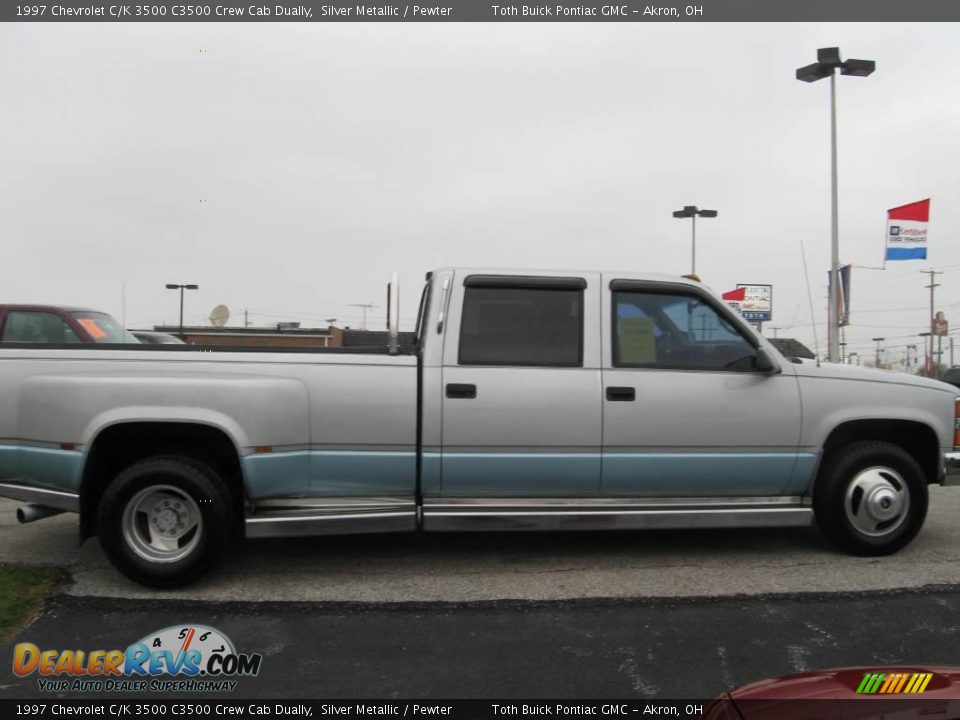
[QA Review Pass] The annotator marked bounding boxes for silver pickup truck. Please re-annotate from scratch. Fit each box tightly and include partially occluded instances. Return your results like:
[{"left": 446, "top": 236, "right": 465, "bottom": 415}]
[{"left": 2, "top": 268, "right": 959, "bottom": 587}]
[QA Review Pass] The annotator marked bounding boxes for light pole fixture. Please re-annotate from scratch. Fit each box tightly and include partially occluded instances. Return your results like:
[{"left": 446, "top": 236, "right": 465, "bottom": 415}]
[
  {"left": 672, "top": 205, "right": 717, "bottom": 276},
  {"left": 797, "top": 48, "right": 875, "bottom": 364},
  {"left": 165, "top": 283, "right": 199, "bottom": 340}
]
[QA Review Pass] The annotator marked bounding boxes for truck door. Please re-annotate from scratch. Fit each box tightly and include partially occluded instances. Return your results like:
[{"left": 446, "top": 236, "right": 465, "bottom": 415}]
[
  {"left": 600, "top": 279, "right": 806, "bottom": 497},
  {"left": 438, "top": 273, "right": 602, "bottom": 497}
]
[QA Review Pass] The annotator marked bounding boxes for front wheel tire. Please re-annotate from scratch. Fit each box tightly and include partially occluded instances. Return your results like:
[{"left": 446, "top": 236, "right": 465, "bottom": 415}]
[
  {"left": 814, "top": 441, "right": 928, "bottom": 556},
  {"left": 98, "top": 456, "right": 233, "bottom": 587}
]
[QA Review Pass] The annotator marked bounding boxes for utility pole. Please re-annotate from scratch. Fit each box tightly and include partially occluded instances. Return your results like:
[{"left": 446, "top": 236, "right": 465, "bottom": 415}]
[
  {"left": 872, "top": 337, "right": 884, "bottom": 368},
  {"left": 349, "top": 303, "right": 377, "bottom": 331},
  {"left": 244, "top": 309, "right": 250, "bottom": 328},
  {"left": 922, "top": 269, "right": 942, "bottom": 377}
]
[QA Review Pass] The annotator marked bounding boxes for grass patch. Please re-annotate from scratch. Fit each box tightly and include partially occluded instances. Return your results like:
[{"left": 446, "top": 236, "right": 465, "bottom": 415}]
[{"left": 0, "top": 563, "right": 63, "bottom": 641}]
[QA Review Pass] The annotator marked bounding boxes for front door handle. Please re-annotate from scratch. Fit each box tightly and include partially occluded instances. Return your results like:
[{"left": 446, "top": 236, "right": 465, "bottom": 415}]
[
  {"left": 605, "top": 386, "right": 635, "bottom": 402},
  {"left": 446, "top": 383, "right": 477, "bottom": 399}
]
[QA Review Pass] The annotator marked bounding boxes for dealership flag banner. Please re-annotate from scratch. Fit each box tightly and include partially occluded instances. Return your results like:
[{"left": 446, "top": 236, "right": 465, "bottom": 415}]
[{"left": 885, "top": 199, "right": 931, "bottom": 261}]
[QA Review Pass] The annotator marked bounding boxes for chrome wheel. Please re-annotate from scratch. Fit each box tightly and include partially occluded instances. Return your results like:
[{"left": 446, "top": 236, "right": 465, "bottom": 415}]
[
  {"left": 844, "top": 466, "right": 910, "bottom": 537},
  {"left": 122, "top": 484, "right": 202, "bottom": 563}
]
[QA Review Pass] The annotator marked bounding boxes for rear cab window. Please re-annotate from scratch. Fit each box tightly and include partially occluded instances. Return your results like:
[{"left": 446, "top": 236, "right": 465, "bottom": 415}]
[
  {"left": 1, "top": 311, "right": 82, "bottom": 343},
  {"left": 458, "top": 276, "right": 585, "bottom": 367}
]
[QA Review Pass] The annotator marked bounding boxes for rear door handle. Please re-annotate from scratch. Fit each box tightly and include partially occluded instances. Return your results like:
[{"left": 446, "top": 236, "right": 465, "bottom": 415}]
[
  {"left": 446, "top": 383, "right": 477, "bottom": 399},
  {"left": 605, "top": 386, "right": 635, "bottom": 402}
]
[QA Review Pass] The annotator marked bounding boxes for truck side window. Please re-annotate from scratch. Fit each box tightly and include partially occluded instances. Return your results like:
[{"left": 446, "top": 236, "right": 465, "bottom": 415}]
[
  {"left": 459, "top": 287, "right": 583, "bottom": 367},
  {"left": 1, "top": 311, "right": 82, "bottom": 343},
  {"left": 613, "top": 291, "right": 757, "bottom": 371}
]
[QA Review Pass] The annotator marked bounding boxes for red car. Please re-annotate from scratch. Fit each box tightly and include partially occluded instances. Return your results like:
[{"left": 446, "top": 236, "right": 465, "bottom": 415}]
[
  {"left": 0, "top": 304, "right": 137, "bottom": 344},
  {"left": 707, "top": 666, "right": 960, "bottom": 719}
]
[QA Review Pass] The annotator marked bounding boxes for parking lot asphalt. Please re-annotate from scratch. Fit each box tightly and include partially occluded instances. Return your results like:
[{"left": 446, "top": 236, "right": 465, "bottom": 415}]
[
  {"left": 5, "top": 586, "right": 960, "bottom": 699},
  {"left": 2, "top": 487, "right": 960, "bottom": 602}
]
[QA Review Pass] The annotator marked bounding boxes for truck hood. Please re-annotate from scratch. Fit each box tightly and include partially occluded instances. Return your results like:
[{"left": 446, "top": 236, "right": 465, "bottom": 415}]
[{"left": 789, "top": 358, "right": 958, "bottom": 395}]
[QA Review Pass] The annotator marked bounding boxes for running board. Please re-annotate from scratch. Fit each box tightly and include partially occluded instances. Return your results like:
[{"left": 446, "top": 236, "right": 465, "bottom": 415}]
[
  {"left": 421, "top": 496, "right": 813, "bottom": 532},
  {"left": 245, "top": 497, "right": 416, "bottom": 538},
  {"left": 0, "top": 482, "right": 80, "bottom": 512}
]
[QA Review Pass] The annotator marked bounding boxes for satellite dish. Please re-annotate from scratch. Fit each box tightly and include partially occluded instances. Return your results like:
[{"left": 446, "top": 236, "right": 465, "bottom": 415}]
[{"left": 209, "top": 304, "right": 230, "bottom": 328}]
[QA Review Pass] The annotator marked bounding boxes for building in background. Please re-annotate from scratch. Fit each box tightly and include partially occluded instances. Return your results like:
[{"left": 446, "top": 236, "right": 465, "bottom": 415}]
[{"left": 768, "top": 337, "right": 816, "bottom": 360}]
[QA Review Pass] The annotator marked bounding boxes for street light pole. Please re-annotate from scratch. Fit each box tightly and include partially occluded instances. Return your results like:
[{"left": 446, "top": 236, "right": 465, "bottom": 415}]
[
  {"left": 166, "top": 283, "right": 199, "bottom": 340},
  {"left": 829, "top": 69, "right": 840, "bottom": 366},
  {"left": 797, "top": 47, "right": 875, "bottom": 364},
  {"left": 672, "top": 205, "right": 717, "bottom": 276}
]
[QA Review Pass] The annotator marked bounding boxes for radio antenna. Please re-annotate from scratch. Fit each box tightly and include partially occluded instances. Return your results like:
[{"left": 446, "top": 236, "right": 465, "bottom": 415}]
[{"left": 800, "top": 241, "right": 821, "bottom": 367}]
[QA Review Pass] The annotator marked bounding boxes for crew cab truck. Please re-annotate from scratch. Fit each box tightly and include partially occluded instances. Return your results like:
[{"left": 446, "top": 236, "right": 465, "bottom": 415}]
[{"left": 1, "top": 268, "right": 958, "bottom": 587}]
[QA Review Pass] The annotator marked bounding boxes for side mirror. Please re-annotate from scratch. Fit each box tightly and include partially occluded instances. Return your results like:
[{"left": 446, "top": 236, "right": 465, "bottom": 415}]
[{"left": 756, "top": 347, "right": 779, "bottom": 374}]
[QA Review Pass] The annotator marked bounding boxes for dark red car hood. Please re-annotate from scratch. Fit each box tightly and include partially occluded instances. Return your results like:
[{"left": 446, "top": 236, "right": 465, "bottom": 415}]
[
  {"left": 730, "top": 666, "right": 960, "bottom": 700},
  {"left": 720, "top": 666, "right": 960, "bottom": 720}
]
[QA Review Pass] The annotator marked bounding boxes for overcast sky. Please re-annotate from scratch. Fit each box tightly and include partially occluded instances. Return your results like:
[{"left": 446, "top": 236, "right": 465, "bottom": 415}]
[{"left": 2, "top": 21, "right": 958, "bottom": 363}]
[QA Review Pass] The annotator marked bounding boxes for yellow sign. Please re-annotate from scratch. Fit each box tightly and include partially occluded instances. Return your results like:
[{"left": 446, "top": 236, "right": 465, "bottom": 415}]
[{"left": 618, "top": 317, "right": 656, "bottom": 364}]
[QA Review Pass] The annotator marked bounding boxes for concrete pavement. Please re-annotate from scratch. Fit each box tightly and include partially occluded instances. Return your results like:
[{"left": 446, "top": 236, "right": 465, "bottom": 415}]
[{"left": 2, "top": 487, "right": 959, "bottom": 602}]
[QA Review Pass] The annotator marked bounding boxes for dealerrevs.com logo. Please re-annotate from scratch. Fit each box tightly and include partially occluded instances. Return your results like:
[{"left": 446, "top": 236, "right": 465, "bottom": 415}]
[{"left": 13, "top": 624, "right": 262, "bottom": 693}]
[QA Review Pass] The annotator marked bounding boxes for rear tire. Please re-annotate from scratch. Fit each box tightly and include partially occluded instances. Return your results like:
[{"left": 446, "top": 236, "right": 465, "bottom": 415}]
[
  {"left": 814, "top": 441, "right": 927, "bottom": 556},
  {"left": 98, "top": 455, "right": 233, "bottom": 587}
]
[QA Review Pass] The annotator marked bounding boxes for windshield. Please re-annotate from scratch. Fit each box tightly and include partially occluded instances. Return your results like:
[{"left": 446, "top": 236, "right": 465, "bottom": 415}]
[{"left": 71, "top": 312, "right": 139, "bottom": 344}]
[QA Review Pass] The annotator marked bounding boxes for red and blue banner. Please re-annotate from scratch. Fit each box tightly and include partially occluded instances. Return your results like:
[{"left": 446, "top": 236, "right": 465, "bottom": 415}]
[{"left": 885, "top": 199, "right": 930, "bottom": 261}]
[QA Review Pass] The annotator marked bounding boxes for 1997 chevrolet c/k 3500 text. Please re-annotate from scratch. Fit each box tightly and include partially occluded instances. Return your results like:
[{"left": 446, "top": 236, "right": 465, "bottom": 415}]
[{"left": 2, "top": 268, "right": 959, "bottom": 586}]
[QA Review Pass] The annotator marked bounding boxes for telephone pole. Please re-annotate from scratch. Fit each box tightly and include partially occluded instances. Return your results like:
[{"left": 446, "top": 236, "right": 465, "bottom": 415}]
[
  {"left": 872, "top": 337, "right": 884, "bottom": 368},
  {"left": 348, "top": 303, "right": 377, "bottom": 331},
  {"left": 922, "top": 269, "right": 942, "bottom": 377}
]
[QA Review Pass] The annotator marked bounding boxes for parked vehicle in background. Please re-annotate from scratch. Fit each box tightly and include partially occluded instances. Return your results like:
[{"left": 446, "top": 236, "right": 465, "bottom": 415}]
[
  {"left": 0, "top": 305, "right": 138, "bottom": 344},
  {"left": 0, "top": 268, "right": 959, "bottom": 587},
  {"left": 940, "top": 366, "right": 960, "bottom": 390},
  {"left": 131, "top": 330, "right": 185, "bottom": 345}
]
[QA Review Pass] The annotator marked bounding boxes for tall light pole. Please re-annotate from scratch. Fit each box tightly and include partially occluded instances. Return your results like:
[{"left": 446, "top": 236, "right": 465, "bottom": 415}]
[
  {"left": 165, "top": 283, "right": 199, "bottom": 340},
  {"left": 672, "top": 205, "right": 717, "bottom": 276},
  {"left": 797, "top": 47, "right": 875, "bottom": 364}
]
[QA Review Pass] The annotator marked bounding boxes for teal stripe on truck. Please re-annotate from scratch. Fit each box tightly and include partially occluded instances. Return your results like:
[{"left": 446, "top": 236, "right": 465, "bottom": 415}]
[
  {"left": 242, "top": 449, "right": 417, "bottom": 499},
  {"left": 17, "top": 446, "right": 84, "bottom": 492}
]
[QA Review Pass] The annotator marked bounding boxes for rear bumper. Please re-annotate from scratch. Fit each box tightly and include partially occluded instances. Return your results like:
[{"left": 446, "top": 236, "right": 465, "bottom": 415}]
[{"left": 943, "top": 453, "right": 960, "bottom": 486}]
